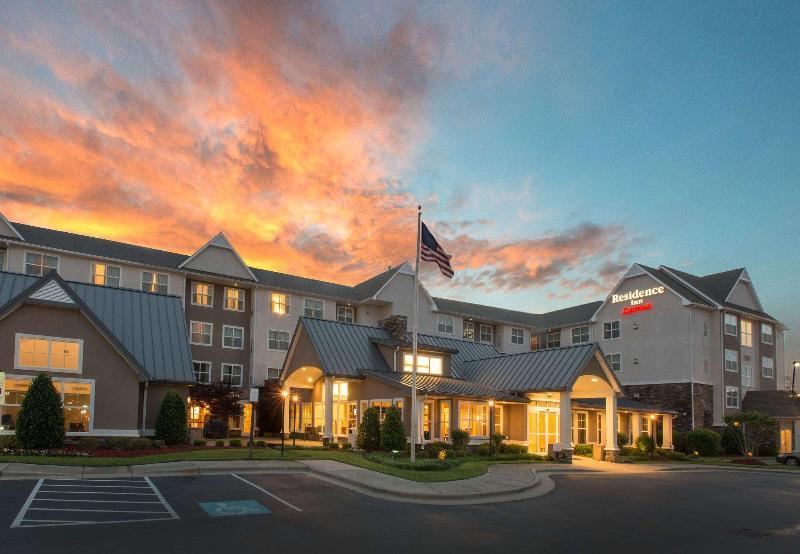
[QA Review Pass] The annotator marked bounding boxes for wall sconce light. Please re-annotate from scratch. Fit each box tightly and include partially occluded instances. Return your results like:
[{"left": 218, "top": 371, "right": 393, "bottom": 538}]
[{"left": 633, "top": 358, "right": 639, "bottom": 365}]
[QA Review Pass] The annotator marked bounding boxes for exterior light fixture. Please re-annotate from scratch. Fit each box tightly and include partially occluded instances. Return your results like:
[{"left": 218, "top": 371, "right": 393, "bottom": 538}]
[
  {"left": 488, "top": 400, "right": 494, "bottom": 407},
  {"left": 649, "top": 414, "right": 656, "bottom": 420},
  {"left": 591, "top": 377, "right": 599, "bottom": 382},
  {"left": 281, "top": 390, "right": 289, "bottom": 398},
  {"left": 292, "top": 394, "right": 299, "bottom": 402}
]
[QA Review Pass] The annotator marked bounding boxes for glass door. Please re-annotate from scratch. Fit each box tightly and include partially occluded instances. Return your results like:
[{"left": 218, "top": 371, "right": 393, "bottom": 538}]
[
  {"left": 780, "top": 426, "right": 792, "bottom": 454},
  {"left": 528, "top": 404, "right": 559, "bottom": 454},
  {"left": 440, "top": 401, "right": 451, "bottom": 441},
  {"left": 423, "top": 401, "right": 433, "bottom": 441}
]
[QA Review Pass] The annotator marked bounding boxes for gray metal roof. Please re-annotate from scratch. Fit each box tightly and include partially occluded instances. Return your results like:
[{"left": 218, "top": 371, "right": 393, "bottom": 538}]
[
  {"left": 533, "top": 301, "right": 604, "bottom": 329},
  {"left": 664, "top": 266, "right": 743, "bottom": 304},
  {"left": 298, "top": 317, "right": 391, "bottom": 378},
  {"left": 411, "top": 333, "right": 500, "bottom": 379},
  {"left": 433, "top": 296, "right": 602, "bottom": 330},
  {"left": 250, "top": 267, "right": 356, "bottom": 300},
  {"left": 351, "top": 264, "right": 404, "bottom": 300},
  {"left": 742, "top": 390, "right": 800, "bottom": 419},
  {"left": 361, "top": 370, "right": 525, "bottom": 402}
]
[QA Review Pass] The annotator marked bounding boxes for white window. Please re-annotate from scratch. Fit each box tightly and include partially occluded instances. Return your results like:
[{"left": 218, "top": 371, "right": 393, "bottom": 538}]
[
  {"left": 1, "top": 376, "right": 93, "bottom": 433},
  {"left": 192, "top": 282, "right": 213, "bottom": 307},
  {"left": 575, "top": 412, "right": 588, "bottom": 444},
  {"left": 403, "top": 354, "right": 443, "bottom": 375},
  {"left": 222, "top": 325, "right": 244, "bottom": 349},
  {"left": 458, "top": 402, "right": 489, "bottom": 437},
  {"left": 606, "top": 353, "right": 621, "bottom": 372},
  {"left": 603, "top": 321, "right": 620, "bottom": 340},
  {"left": 92, "top": 263, "right": 120, "bottom": 287},
  {"left": 224, "top": 288, "right": 245, "bottom": 311},
  {"left": 571, "top": 326, "right": 590, "bottom": 345},
  {"left": 742, "top": 366, "right": 753, "bottom": 388},
  {"left": 725, "top": 386, "right": 740, "bottom": 408},
  {"left": 337, "top": 305, "right": 354, "bottom": 323},
  {"left": 142, "top": 271, "right": 168, "bottom": 294},
  {"left": 25, "top": 252, "right": 58, "bottom": 276},
  {"left": 762, "top": 357, "right": 774, "bottom": 378},
  {"left": 640, "top": 416, "right": 650, "bottom": 436},
  {"left": 740, "top": 319, "right": 752, "bottom": 348},
  {"left": 15, "top": 334, "right": 82, "bottom": 372},
  {"left": 193, "top": 361, "right": 211, "bottom": 383},
  {"left": 333, "top": 382, "right": 349, "bottom": 401},
  {"left": 724, "top": 349, "right": 738, "bottom": 372},
  {"left": 268, "top": 330, "right": 290, "bottom": 351},
  {"left": 511, "top": 327, "right": 525, "bottom": 345},
  {"left": 724, "top": 313, "right": 738, "bottom": 336},
  {"left": 266, "top": 367, "right": 281, "bottom": 380},
  {"left": 463, "top": 321, "right": 474, "bottom": 341},
  {"left": 546, "top": 331, "right": 560, "bottom": 348},
  {"left": 0, "top": 248, "right": 6, "bottom": 271},
  {"left": 270, "top": 292, "right": 290, "bottom": 315},
  {"left": 438, "top": 315, "right": 454, "bottom": 335},
  {"left": 479, "top": 324, "right": 494, "bottom": 344},
  {"left": 221, "top": 364, "right": 243, "bottom": 387},
  {"left": 304, "top": 298, "right": 323, "bottom": 319},
  {"left": 596, "top": 412, "right": 604, "bottom": 443},
  {"left": 190, "top": 321, "right": 212, "bottom": 346},
  {"left": 760, "top": 324, "right": 773, "bottom": 345}
]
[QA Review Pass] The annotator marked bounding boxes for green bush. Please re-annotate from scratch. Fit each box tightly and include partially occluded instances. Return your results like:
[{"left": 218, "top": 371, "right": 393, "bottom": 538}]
[
  {"left": 573, "top": 443, "right": 593, "bottom": 456},
  {"left": 686, "top": 428, "right": 721, "bottom": 457},
  {"left": 490, "top": 432, "right": 505, "bottom": 448},
  {"left": 255, "top": 440, "right": 267, "bottom": 448},
  {"left": 451, "top": 429, "right": 470, "bottom": 448},
  {"left": 617, "top": 432, "right": 629, "bottom": 448},
  {"left": 129, "top": 438, "right": 153, "bottom": 450},
  {"left": 342, "top": 442, "right": 352, "bottom": 451},
  {"left": 75, "top": 436, "right": 101, "bottom": 451},
  {"left": 228, "top": 439, "right": 242, "bottom": 447},
  {"left": 16, "top": 373, "right": 65, "bottom": 449},
  {"left": 364, "top": 452, "right": 462, "bottom": 471},
  {"left": 194, "top": 439, "right": 207, "bottom": 447},
  {"left": 154, "top": 392, "right": 188, "bottom": 445},
  {"left": 635, "top": 434, "right": 655, "bottom": 457},
  {"left": 664, "top": 450, "right": 688, "bottom": 461},
  {"left": 673, "top": 431, "right": 689, "bottom": 453},
  {"left": 0, "top": 435, "right": 18, "bottom": 449},
  {"left": 500, "top": 443, "right": 528, "bottom": 455},
  {"left": 380, "top": 405, "right": 406, "bottom": 451},
  {"left": 327, "top": 440, "right": 339, "bottom": 450},
  {"left": 215, "top": 440, "right": 225, "bottom": 447},
  {"left": 151, "top": 439, "right": 165, "bottom": 449},
  {"left": 476, "top": 443, "right": 490, "bottom": 456},
  {"left": 357, "top": 407, "right": 381, "bottom": 451}
]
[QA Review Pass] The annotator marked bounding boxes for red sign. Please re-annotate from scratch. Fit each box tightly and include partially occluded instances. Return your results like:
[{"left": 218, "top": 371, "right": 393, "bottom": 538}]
[{"left": 622, "top": 303, "right": 652, "bottom": 316}]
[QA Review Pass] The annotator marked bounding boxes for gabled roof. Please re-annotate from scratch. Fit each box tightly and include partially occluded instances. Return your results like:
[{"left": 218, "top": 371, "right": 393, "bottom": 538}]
[
  {"left": 663, "top": 266, "right": 744, "bottom": 305},
  {"left": 637, "top": 264, "right": 714, "bottom": 306},
  {"left": 0, "top": 213, "right": 23, "bottom": 240},
  {"left": 250, "top": 267, "right": 356, "bottom": 300},
  {"left": 432, "top": 297, "right": 540, "bottom": 327},
  {"left": 534, "top": 301, "right": 604, "bottom": 329},
  {"left": 179, "top": 232, "right": 258, "bottom": 282},
  {"left": 361, "top": 370, "right": 525, "bottom": 402},
  {"left": 351, "top": 263, "right": 406, "bottom": 300},
  {"left": 742, "top": 390, "right": 800, "bottom": 419}
]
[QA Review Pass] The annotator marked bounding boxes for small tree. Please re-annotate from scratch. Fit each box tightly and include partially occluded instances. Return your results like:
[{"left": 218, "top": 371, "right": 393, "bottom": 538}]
[
  {"left": 380, "top": 405, "right": 406, "bottom": 451},
  {"left": 16, "top": 373, "right": 65, "bottom": 449},
  {"left": 723, "top": 411, "right": 777, "bottom": 457},
  {"left": 357, "top": 407, "right": 381, "bottom": 451},
  {"left": 451, "top": 428, "right": 470, "bottom": 449},
  {"left": 155, "top": 392, "right": 189, "bottom": 445},
  {"left": 189, "top": 382, "right": 244, "bottom": 422},
  {"left": 635, "top": 434, "right": 655, "bottom": 459}
]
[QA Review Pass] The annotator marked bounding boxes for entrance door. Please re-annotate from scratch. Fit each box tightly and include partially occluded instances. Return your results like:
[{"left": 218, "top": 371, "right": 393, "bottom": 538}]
[
  {"left": 528, "top": 405, "right": 559, "bottom": 454},
  {"left": 423, "top": 401, "right": 434, "bottom": 441},
  {"left": 780, "top": 425, "right": 793, "bottom": 454}
]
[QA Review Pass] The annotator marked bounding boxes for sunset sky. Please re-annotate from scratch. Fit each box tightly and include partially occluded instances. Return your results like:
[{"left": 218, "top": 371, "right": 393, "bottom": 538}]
[{"left": 1, "top": 2, "right": 798, "bottom": 361}]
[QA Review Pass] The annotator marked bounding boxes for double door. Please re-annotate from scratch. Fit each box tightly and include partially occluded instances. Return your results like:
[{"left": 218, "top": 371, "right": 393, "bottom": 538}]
[{"left": 528, "top": 406, "right": 559, "bottom": 454}]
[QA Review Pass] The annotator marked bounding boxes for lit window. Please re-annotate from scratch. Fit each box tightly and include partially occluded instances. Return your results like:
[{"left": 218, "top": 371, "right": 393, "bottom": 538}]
[
  {"left": 640, "top": 416, "right": 650, "bottom": 436},
  {"left": 333, "top": 382, "right": 349, "bottom": 401},
  {"left": 142, "top": 271, "right": 168, "bottom": 294},
  {"left": 403, "top": 354, "right": 443, "bottom": 375},
  {"left": 740, "top": 320, "right": 752, "bottom": 347},
  {"left": 270, "top": 292, "right": 289, "bottom": 315},
  {"left": 511, "top": 328, "right": 525, "bottom": 345},
  {"left": 190, "top": 321, "right": 212, "bottom": 346},
  {"left": 603, "top": 321, "right": 620, "bottom": 340},
  {"left": 268, "top": 330, "right": 290, "bottom": 351},
  {"left": 458, "top": 402, "right": 489, "bottom": 438},
  {"left": 724, "top": 349, "right": 738, "bottom": 372},
  {"left": 304, "top": 298, "right": 323, "bottom": 319},
  {"left": 606, "top": 353, "right": 621, "bottom": 372},
  {"left": 761, "top": 357, "right": 774, "bottom": 378},
  {"left": 25, "top": 252, "right": 58, "bottom": 276},
  {"left": 222, "top": 325, "right": 244, "bottom": 349},
  {"left": 463, "top": 321, "right": 474, "bottom": 341},
  {"left": 724, "top": 314, "right": 738, "bottom": 336},
  {"left": 725, "top": 386, "right": 739, "bottom": 408},
  {"left": 266, "top": 367, "right": 281, "bottom": 380},
  {"left": 546, "top": 331, "right": 560, "bottom": 349},
  {"left": 224, "top": 288, "right": 245, "bottom": 311},
  {"left": 571, "top": 326, "right": 590, "bottom": 345},
  {"left": 742, "top": 366, "right": 753, "bottom": 388},
  {"left": 192, "top": 282, "right": 213, "bottom": 307},
  {"left": 337, "top": 305, "right": 354, "bottom": 323},
  {"left": 92, "top": 263, "right": 120, "bottom": 287},
  {"left": 479, "top": 324, "right": 494, "bottom": 344},
  {"left": 596, "top": 412, "right": 604, "bottom": 443},
  {"left": 221, "top": 364, "right": 243, "bottom": 387},
  {"left": 193, "top": 361, "right": 211, "bottom": 383},
  {"left": 530, "top": 335, "right": 540, "bottom": 351},
  {"left": 1, "top": 376, "right": 93, "bottom": 433},
  {"left": 16, "top": 335, "right": 82, "bottom": 371},
  {"left": 760, "top": 324, "right": 773, "bottom": 345},
  {"left": 438, "top": 315, "right": 454, "bottom": 335}
]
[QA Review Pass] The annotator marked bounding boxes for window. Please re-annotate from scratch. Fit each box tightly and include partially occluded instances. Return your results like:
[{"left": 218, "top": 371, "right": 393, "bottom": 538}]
[
  {"left": 571, "top": 326, "right": 590, "bottom": 345},
  {"left": 192, "top": 282, "right": 213, "bottom": 307},
  {"left": 761, "top": 324, "right": 773, "bottom": 344},
  {"left": 222, "top": 325, "right": 244, "bottom": 349},
  {"left": 458, "top": 402, "right": 489, "bottom": 437},
  {"left": 479, "top": 324, "right": 494, "bottom": 344},
  {"left": 333, "top": 382, "right": 349, "bottom": 401},
  {"left": 268, "top": 330, "right": 290, "bottom": 351},
  {"left": 142, "top": 271, "right": 168, "bottom": 294},
  {"left": 190, "top": 321, "right": 212, "bottom": 346},
  {"left": 493, "top": 404, "right": 504, "bottom": 435},
  {"left": 724, "top": 313, "right": 738, "bottom": 336},
  {"left": 597, "top": 413, "right": 604, "bottom": 443},
  {"left": 575, "top": 412, "right": 588, "bottom": 444},
  {"left": 438, "top": 315, "right": 454, "bottom": 335},
  {"left": 641, "top": 416, "right": 650, "bottom": 436},
  {"left": 224, "top": 288, "right": 245, "bottom": 311},
  {"left": 403, "top": 354, "right": 443, "bottom": 375},
  {"left": 725, "top": 386, "right": 740, "bottom": 408},
  {"left": 742, "top": 366, "right": 753, "bottom": 388},
  {"left": 463, "top": 321, "right": 474, "bottom": 341},
  {"left": 0, "top": 248, "right": 6, "bottom": 271},
  {"left": 1, "top": 376, "right": 93, "bottom": 433},
  {"left": 193, "top": 361, "right": 211, "bottom": 383},
  {"left": 25, "top": 252, "right": 58, "bottom": 276},
  {"left": 92, "top": 263, "right": 120, "bottom": 287},
  {"left": 606, "top": 353, "right": 621, "bottom": 372},
  {"left": 370, "top": 400, "right": 403, "bottom": 423},
  {"left": 304, "top": 298, "right": 323, "bottom": 319},
  {"left": 440, "top": 401, "right": 451, "bottom": 441},
  {"left": 270, "top": 292, "right": 290, "bottom": 315},
  {"left": 603, "top": 321, "right": 620, "bottom": 339},
  {"left": 724, "top": 349, "right": 738, "bottom": 372},
  {"left": 337, "top": 305, "right": 354, "bottom": 323},
  {"left": 16, "top": 334, "right": 82, "bottom": 371},
  {"left": 762, "top": 357, "right": 774, "bottom": 378},
  {"left": 740, "top": 319, "right": 752, "bottom": 347},
  {"left": 221, "top": 364, "right": 243, "bottom": 387},
  {"left": 530, "top": 335, "right": 540, "bottom": 351},
  {"left": 546, "top": 331, "right": 560, "bottom": 349},
  {"left": 267, "top": 367, "right": 281, "bottom": 380},
  {"left": 511, "top": 328, "right": 525, "bottom": 345}
]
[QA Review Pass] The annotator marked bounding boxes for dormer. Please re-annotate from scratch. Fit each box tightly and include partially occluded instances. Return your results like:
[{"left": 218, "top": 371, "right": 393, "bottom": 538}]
[{"left": 179, "top": 232, "right": 257, "bottom": 282}]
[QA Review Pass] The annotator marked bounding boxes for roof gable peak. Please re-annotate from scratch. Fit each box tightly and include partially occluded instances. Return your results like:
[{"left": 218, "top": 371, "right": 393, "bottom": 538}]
[
  {"left": 179, "top": 232, "right": 257, "bottom": 282},
  {"left": 0, "top": 212, "right": 24, "bottom": 240}
]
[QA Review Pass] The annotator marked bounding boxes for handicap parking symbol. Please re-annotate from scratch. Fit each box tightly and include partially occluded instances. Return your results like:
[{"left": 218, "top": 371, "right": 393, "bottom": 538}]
[{"left": 199, "top": 500, "right": 271, "bottom": 518}]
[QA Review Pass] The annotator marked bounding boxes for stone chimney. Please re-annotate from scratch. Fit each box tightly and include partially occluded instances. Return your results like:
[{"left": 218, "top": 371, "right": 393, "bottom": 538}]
[{"left": 378, "top": 315, "right": 408, "bottom": 342}]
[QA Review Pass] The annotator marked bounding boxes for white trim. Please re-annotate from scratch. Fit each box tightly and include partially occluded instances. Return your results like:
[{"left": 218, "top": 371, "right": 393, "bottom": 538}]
[
  {"left": 602, "top": 320, "right": 621, "bottom": 340},
  {"left": 189, "top": 320, "right": 213, "bottom": 346},
  {"left": 140, "top": 270, "right": 169, "bottom": 295},
  {"left": 190, "top": 281, "right": 214, "bottom": 308},
  {"left": 222, "top": 324, "right": 245, "bottom": 349},
  {"left": 23, "top": 250, "right": 60, "bottom": 276},
  {"left": 267, "top": 328, "right": 291, "bottom": 351},
  {"left": 605, "top": 352, "right": 622, "bottom": 373},
  {"left": 90, "top": 261, "right": 122, "bottom": 288},
  {"left": 303, "top": 297, "right": 324, "bottom": 319},
  {"left": 0, "top": 212, "right": 24, "bottom": 240},
  {"left": 192, "top": 360, "right": 213, "bottom": 383},
  {"left": 437, "top": 314, "right": 454, "bottom": 335},
  {"left": 510, "top": 326, "right": 526, "bottom": 346},
  {"left": 14, "top": 333, "right": 84, "bottom": 373},
  {"left": 593, "top": 351, "right": 624, "bottom": 393},
  {"left": 223, "top": 286, "right": 246, "bottom": 312},
  {"left": 221, "top": 363, "right": 244, "bottom": 387},
  {"left": 725, "top": 385, "right": 740, "bottom": 409},
  {"left": 178, "top": 232, "right": 258, "bottom": 282}
]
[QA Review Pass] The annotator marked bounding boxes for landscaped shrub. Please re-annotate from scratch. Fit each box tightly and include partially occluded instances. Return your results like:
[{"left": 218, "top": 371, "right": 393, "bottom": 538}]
[
  {"left": 635, "top": 434, "right": 655, "bottom": 458},
  {"left": 356, "top": 407, "right": 381, "bottom": 451},
  {"left": 0, "top": 435, "right": 18, "bottom": 449},
  {"left": 380, "top": 405, "right": 406, "bottom": 451},
  {"left": 490, "top": 432, "right": 505, "bottom": 448},
  {"left": 364, "top": 452, "right": 462, "bottom": 471},
  {"left": 255, "top": 440, "right": 267, "bottom": 448},
  {"left": 194, "top": 439, "right": 207, "bottom": 447},
  {"left": 154, "top": 392, "right": 189, "bottom": 445},
  {"left": 151, "top": 439, "right": 165, "bottom": 449},
  {"left": 686, "top": 428, "right": 721, "bottom": 457},
  {"left": 75, "top": 436, "right": 101, "bottom": 451},
  {"left": 16, "top": 373, "right": 65, "bottom": 449},
  {"left": 673, "top": 431, "right": 689, "bottom": 453},
  {"left": 476, "top": 443, "right": 490, "bottom": 456},
  {"left": 228, "top": 439, "right": 242, "bottom": 447},
  {"left": 451, "top": 429, "right": 470, "bottom": 448},
  {"left": 215, "top": 439, "right": 225, "bottom": 447},
  {"left": 663, "top": 450, "right": 688, "bottom": 461},
  {"left": 499, "top": 443, "right": 528, "bottom": 455},
  {"left": 203, "top": 419, "right": 228, "bottom": 439},
  {"left": 617, "top": 432, "right": 629, "bottom": 448},
  {"left": 342, "top": 442, "right": 352, "bottom": 451},
  {"left": 723, "top": 411, "right": 778, "bottom": 456},
  {"left": 573, "top": 444, "right": 593, "bottom": 456}
]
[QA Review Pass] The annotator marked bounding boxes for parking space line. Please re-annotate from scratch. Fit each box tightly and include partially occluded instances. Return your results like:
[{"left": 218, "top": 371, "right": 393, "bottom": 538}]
[
  {"left": 16, "top": 517, "right": 178, "bottom": 528},
  {"left": 39, "top": 484, "right": 151, "bottom": 489},
  {"left": 33, "top": 499, "right": 162, "bottom": 504},
  {"left": 36, "top": 491, "right": 157, "bottom": 495},
  {"left": 230, "top": 474, "right": 303, "bottom": 512},
  {"left": 143, "top": 477, "right": 179, "bottom": 519},
  {"left": 28, "top": 507, "right": 171, "bottom": 514},
  {"left": 11, "top": 479, "right": 44, "bottom": 528}
]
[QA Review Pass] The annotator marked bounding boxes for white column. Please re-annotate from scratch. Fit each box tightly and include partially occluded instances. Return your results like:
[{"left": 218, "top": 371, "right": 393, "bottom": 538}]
[
  {"left": 523, "top": 403, "right": 530, "bottom": 448},
  {"left": 793, "top": 420, "right": 800, "bottom": 451},
  {"left": 323, "top": 376, "right": 334, "bottom": 439},
  {"left": 662, "top": 414, "right": 674, "bottom": 450},
  {"left": 558, "top": 391, "right": 572, "bottom": 453},
  {"left": 605, "top": 394, "right": 618, "bottom": 453},
  {"left": 282, "top": 394, "right": 290, "bottom": 437},
  {"left": 631, "top": 412, "right": 642, "bottom": 443}
]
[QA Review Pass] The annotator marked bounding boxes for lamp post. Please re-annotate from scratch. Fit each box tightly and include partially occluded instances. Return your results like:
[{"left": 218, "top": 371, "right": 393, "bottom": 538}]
[
  {"left": 649, "top": 414, "right": 656, "bottom": 459},
  {"left": 792, "top": 361, "right": 799, "bottom": 398},
  {"left": 292, "top": 394, "right": 298, "bottom": 446},
  {"left": 488, "top": 399, "right": 495, "bottom": 458},
  {"left": 280, "top": 389, "right": 289, "bottom": 456}
]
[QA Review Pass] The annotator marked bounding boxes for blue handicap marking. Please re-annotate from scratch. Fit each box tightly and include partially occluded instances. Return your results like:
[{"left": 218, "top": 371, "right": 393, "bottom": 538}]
[{"left": 199, "top": 500, "right": 271, "bottom": 518}]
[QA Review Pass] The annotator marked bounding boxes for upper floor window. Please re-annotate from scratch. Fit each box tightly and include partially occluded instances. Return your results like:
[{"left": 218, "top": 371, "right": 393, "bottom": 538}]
[
  {"left": 760, "top": 323, "right": 773, "bottom": 345},
  {"left": 740, "top": 319, "right": 752, "bottom": 347},
  {"left": 190, "top": 321, "right": 212, "bottom": 346},
  {"left": 268, "top": 330, "right": 290, "bottom": 351},
  {"left": 725, "top": 386, "right": 740, "bottom": 409},
  {"left": 270, "top": 292, "right": 289, "bottom": 315},
  {"left": 222, "top": 325, "right": 244, "bottom": 349},
  {"left": 304, "top": 298, "right": 323, "bottom": 319},
  {"left": 0, "top": 248, "right": 6, "bottom": 271},
  {"left": 603, "top": 321, "right": 620, "bottom": 340},
  {"left": 606, "top": 353, "right": 621, "bottom": 372},
  {"left": 142, "top": 271, "right": 168, "bottom": 294},
  {"left": 724, "top": 349, "right": 738, "bottom": 372},
  {"left": 224, "top": 288, "right": 245, "bottom": 311},
  {"left": 438, "top": 315, "right": 454, "bottom": 335},
  {"left": 742, "top": 366, "right": 753, "bottom": 388},
  {"left": 463, "top": 321, "right": 474, "bottom": 341},
  {"left": 25, "top": 252, "right": 58, "bottom": 276},
  {"left": 333, "top": 382, "right": 349, "bottom": 401},
  {"left": 16, "top": 334, "right": 82, "bottom": 372},
  {"left": 479, "top": 324, "right": 494, "bottom": 344},
  {"left": 403, "top": 354, "right": 443, "bottom": 375},
  {"left": 571, "top": 326, "right": 590, "bottom": 345},
  {"left": 337, "top": 305, "right": 354, "bottom": 323},
  {"left": 193, "top": 361, "right": 211, "bottom": 383},
  {"left": 266, "top": 367, "right": 281, "bottom": 380},
  {"left": 546, "top": 331, "right": 560, "bottom": 349},
  {"left": 192, "top": 282, "right": 213, "bottom": 307},
  {"left": 92, "top": 263, "right": 120, "bottom": 287},
  {"left": 511, "top": 327, "right": 525, "bottom": 345},
  {"left": 530, "top": 335, "right": 540, "bottom": 351},
  {"left": 724, "top": 313, "right": 738, "bottom": 336},
  {"left": 221, "top": 364, "right": 243, "bottom": 387},
  {"left": 761, "top": 357, "right": 774, "bottom": 378}
]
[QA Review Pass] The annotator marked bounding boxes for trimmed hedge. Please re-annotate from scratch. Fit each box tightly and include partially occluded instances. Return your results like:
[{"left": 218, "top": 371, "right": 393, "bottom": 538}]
[
  {"left": 380, "top": 405, "right": 406, "bottom": 451},
  {"left": 686, "top": 428, "right": 721, "bottom": 457},
  {"left": 451, "top": 429, "right": 470, "bottom": 448},
  {"left": 16, "top": 373, "right": 65, "bottom": 449}
]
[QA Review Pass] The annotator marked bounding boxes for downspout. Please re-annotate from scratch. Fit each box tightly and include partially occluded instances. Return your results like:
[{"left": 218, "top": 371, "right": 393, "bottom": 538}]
[
  {"left": 393, "top": 345, "right": 399, "bottom": 372},
  {"left": 689, "top": 307, "right": 695, "bottom": 430},
  {"left": 141, "top": 381, "right": 149, "bottom": 437},
  {"left": 720, "top": 310, "right": 725, "bottom": 427}
]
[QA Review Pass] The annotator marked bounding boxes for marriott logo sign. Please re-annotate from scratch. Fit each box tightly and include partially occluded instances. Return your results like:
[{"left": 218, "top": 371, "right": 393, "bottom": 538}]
[{"left": 611, "top": 286, "right": 665, "bottom": 304}]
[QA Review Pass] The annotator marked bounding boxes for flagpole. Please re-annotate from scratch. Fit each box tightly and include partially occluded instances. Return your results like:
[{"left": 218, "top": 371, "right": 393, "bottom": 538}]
[{"left": 411, "top": 205, "right": 421, "bottom": 464}]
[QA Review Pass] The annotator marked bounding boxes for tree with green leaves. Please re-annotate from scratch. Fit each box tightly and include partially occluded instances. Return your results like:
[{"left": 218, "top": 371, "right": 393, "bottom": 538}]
[
  {"left": 16, "top": 373, "right": 65, "bottom": 449},
  {"left": 380, "top": 405, "right": 406, "bottom": 451},
  {"left": 357, "top": 406, "right": 381, "bottom": 451},
  {"left": 154, "top": 391, "right": 189, "bottom": 445},
  {"left": 723, "top": 410, "right": 777, "bottom": 457}
]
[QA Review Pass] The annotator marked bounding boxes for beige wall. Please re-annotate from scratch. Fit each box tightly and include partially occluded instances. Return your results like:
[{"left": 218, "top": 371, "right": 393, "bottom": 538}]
[{"left": 144, "top": 384, "right": 189, "bottom": 432}]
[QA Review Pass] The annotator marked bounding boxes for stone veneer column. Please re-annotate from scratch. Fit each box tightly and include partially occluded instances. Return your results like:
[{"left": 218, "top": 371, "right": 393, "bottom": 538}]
[
  {"left": 662, "top": 414, "right": 674, "bottom": 450},
  {"left": 604, "top": 395, "right": 620, "bottom": 463},
  {"left": 557, "top": 391, "right": 573, "bottom": 463},
  {"left": 323, "top": 376, "right": 334, "bottom": 439}
]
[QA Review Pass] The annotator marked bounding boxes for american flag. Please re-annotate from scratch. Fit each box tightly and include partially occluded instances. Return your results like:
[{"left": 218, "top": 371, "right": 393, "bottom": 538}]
[{"left": 420, "top": 222, "right": 454, "bottom": 278}]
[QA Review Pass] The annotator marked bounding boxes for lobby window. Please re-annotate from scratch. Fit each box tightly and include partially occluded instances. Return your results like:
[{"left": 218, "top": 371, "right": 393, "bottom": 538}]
[
  {"left": 192, "top": 282, "right": 213, "bottom": 307},
  {"left": 0, "top": 248, "right": 6, "bottom": 271},
  {"left": 266, "top": 368, "right": 281, "bottom": 380},
  {"left": 724, "top": 313, "right": 738, "bottom": 336},
  {"left": 304, "top": 298, "right": 323, "bottom": 319},
  {"left": 530, "top": 335, "right": 540, "bottom": 351},
  {"left": 16, "top": 334, "right": 82, "bottom": 372},
  {"left": 221, "top": 364, "right": 243, "bottom": 387},
  {"left": 92, "top": 263, "right": 120, "bottom": 287},
  {"left": 190, "top": 321, "right": 213, "bottom": 346},
  {"left": 337, "top": 305, "right": 355, "bottom": 323},
  {"left": 546, "top": 331, "right": 560, "bottom": 349},
  {"left": 458, "top": 402, "right": 489, "bottom": 438},
  {"left": 25, "top": 252, "right": 58, "bottom": 276},
  {"left": 333, "top": 382, "right": 349, "bottom": 401},
  {"left": 760, "top": 324, "right": 773, "bottom": 345},
  {"left": 222, "top": 325, "right": 244, "bottom": 349},
  {"left": 725, "top": 386, "right": 740, "bottom": 409},
  {"left": 511, "top": 327, "right": 525, "bottom": 345},
  {"left": 724, "top": 349, "right": 738, "bottom": 372},
  {"left": 268, "top": 330, "right": 290, "bottom": 351},
  {"left": 224, "top": 288, "right": 245, "bottom": 311},
  {"left": 740, "top": 320, "right": 752, "bottom": 347},
  {"left": 571, "top": 326, "right": 590, "bottom": 345},
  {"left": 479, "top": 324, "right": 494, "bottom": 344},
  {"left": 606, "top": 353, "right": 621, "bottom": 372},
  {"left": 193, "top": 361, "right": 211, "bottom": 383},
  {"left": 438, "top": 315, "right": 454, "bottom": 335},
  {"left": 463, "top": 321, "right": 475, "bottom": 341},
  {"left": 603, "top": 321, "right": 620, "bottom": 340},
  {"left": 1, "top": 376, "right": 92, "bottom": 433},
  {"left": 403, "top": 354, "right": 443, "bottom": 375},
  {"left": 762, "top": 357, "right": 774, "bottom": 378},
  {"left": 142, "top": 271, "right": 168, "bottom": 294},
  {"left": 742, "top": 366, "right": 753, "bottom": 388},
  {"left": 596, "top": 413, "right": 603, "bottom": 443},
  {"left": 270, "top": 292, "right": 289, "bottom": 315}
]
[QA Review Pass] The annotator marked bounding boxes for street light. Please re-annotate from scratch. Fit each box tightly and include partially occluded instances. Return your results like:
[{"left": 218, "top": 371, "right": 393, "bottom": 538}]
[
  {"left": 280, "top": 389, "right": 289, "bottom": 456},
  {"left": 292, "top": 394, "right": 299, "bottom": 446}
]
